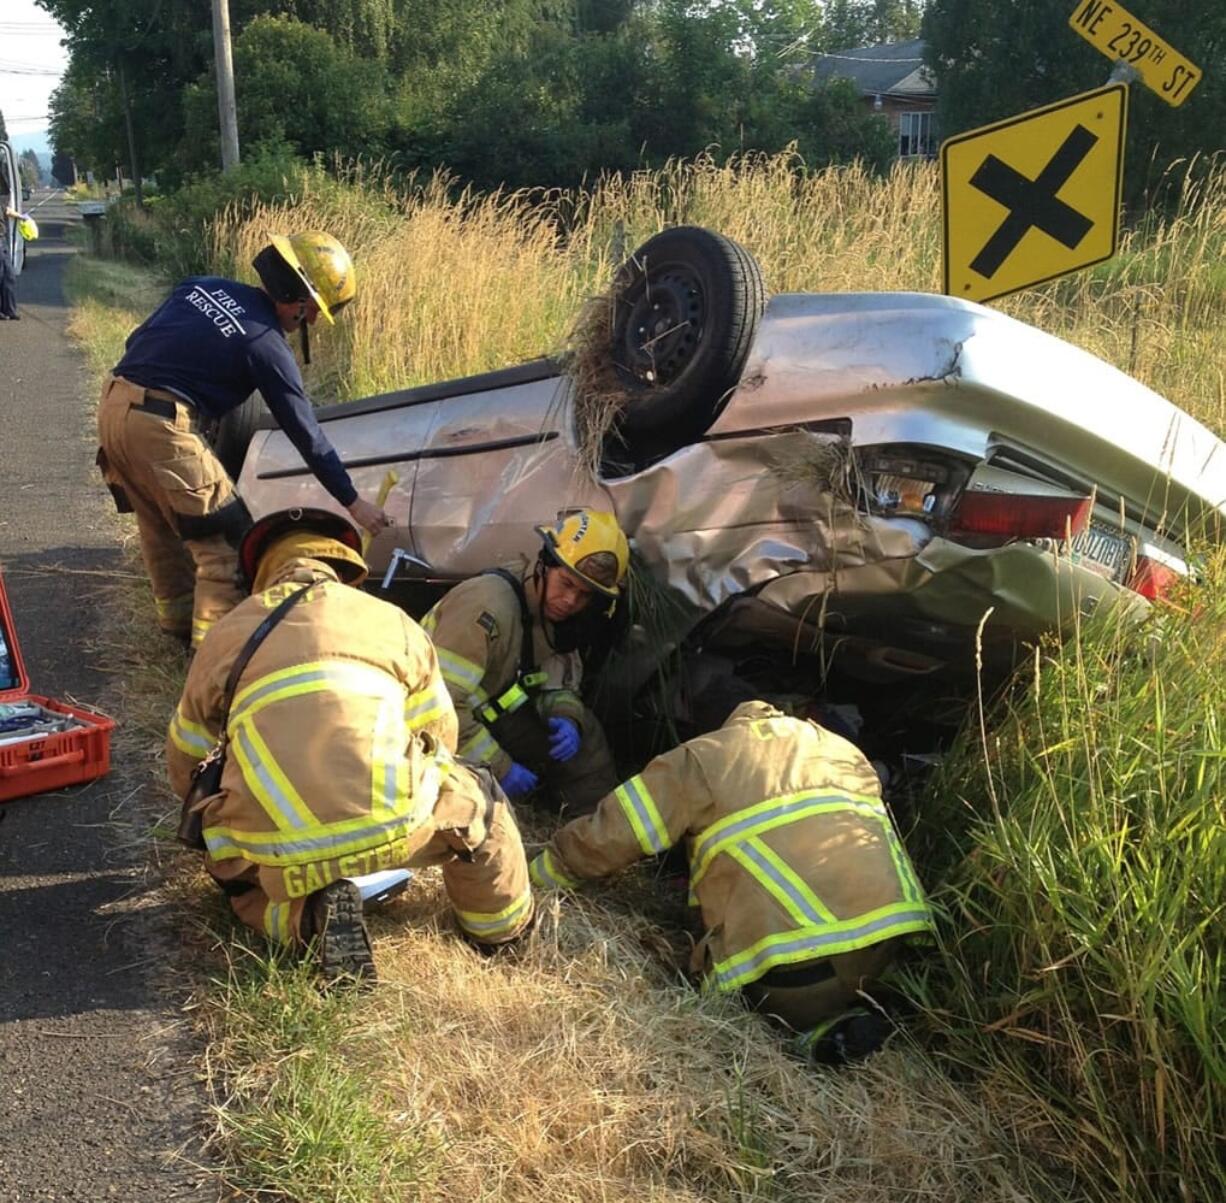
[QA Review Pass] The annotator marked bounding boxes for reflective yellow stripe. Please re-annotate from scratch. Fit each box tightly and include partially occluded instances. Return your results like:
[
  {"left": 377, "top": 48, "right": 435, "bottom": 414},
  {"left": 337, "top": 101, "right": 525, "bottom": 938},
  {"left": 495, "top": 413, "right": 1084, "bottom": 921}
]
[
  {"left": 726, "top": 837, "right": 836, "bottom": 926},
  {"left": 168, "top": 710, "right": 213, "bottom": 759},
  {"left": 460, "top": 726, "right": 500, "bottom": 765},
  {"left": 203, "top": 814, "right": 423, "bottom": 865},
  {"left": 191, "top": 616, "right": 214, "bottom": 647},
  {"left": 456, "top": 889, "right": 533, "bottom": 939},
  {"left": 370, "top": 693, "right": 408, "bottom": 822},
  {"left": 710, "top": 902, "right": 935, "bottom": 992},
  {"left": 529, "top": 847, "right": 581, "bottom": 890},
  {"left": 231, "top": 660, "right": 403, "bottom": 723},
  {"left": 264, "top": 901, "right": 292, "bottom": 944},
  {"left": 435, "top": 647, "right": 486, "bottom": 698},
  {"left": 691, "top": 790, "right": 887, "bottom": 888},
  {"left": 230, "top": 715, "right": 317, "bottom": 831},
  {"left": 615, "top": 775, "right": 671, "bottom": 856},
  {"left": 155, "top": 592, "right": 193, "bottom": 621},
  {"left": 405, "top": 680, "right": 450, "bottom": 731},
  {"left": 478, "top": 681, "right": 530, "bottom": 723}
]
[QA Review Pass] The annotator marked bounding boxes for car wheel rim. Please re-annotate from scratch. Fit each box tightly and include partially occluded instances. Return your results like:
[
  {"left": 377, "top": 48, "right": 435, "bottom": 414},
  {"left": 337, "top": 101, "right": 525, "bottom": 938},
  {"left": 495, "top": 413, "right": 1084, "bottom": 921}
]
[{"left": 618, "top": 264, "right": 705, "bottom": 387}]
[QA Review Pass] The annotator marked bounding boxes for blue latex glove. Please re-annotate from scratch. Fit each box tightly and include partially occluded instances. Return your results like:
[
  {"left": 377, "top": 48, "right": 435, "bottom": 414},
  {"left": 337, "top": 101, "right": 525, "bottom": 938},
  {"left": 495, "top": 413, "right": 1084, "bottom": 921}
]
[
  {"left": 499, "top": 761, "right": 540, "bottom": 799},
  {"left": 548, "top": 717, "right": 581, "bottom": 763}
]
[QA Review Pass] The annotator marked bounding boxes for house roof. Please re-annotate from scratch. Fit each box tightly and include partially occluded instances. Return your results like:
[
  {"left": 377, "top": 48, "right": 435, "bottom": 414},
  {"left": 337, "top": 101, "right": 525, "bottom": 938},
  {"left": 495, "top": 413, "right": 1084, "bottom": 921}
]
[{"left": 812, "top": 38, "right": 935, "bottom": 99}]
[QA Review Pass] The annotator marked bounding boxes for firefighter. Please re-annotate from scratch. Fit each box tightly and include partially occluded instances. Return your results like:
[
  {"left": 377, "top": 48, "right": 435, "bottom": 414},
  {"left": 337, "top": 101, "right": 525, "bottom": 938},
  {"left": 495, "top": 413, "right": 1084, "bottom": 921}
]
[
  {"left": 166, "top": 507, "right": 534, "bottom": 982},
  {"left": 421, "top": 510, "right": 629, "bottom": 816},
  {"left": 529, "top": 701, "right": 935, "bottom": 1060},
  {"left": 97, "top": 232, "right": 391, "bottom": 650}
]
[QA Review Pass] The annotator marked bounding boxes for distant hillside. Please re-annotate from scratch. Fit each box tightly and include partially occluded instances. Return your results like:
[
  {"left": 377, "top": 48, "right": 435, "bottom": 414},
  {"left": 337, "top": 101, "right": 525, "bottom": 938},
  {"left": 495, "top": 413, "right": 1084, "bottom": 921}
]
[{"left": 6, "top": 131, "right": 52, "bottom": 164}]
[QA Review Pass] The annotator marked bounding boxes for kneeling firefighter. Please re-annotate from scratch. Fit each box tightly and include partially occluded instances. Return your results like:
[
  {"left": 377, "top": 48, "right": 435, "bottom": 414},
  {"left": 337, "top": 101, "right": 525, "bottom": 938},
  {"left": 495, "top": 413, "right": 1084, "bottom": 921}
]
[
  {"left": 166, "top": 507, "right": 533, "bottom": 982},
  {"left": 529, "top": 702, "right": 935, "bottom": 1061},
  {"left": 97, "top": 232, "right": 391, "bottom": 650},
  {"left": 421, "top": 509, "right": 628, "bottom": 815}
]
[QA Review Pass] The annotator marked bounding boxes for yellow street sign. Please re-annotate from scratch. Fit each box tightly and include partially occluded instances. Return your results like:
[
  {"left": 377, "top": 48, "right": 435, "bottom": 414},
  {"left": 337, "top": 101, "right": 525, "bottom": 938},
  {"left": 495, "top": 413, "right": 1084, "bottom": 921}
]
[
  {"left": 1069, "top": 1, "right": 1201, "bottom": 107},
  {"left": 942, "top": 84, "right": 1127, "bottom": 304}
]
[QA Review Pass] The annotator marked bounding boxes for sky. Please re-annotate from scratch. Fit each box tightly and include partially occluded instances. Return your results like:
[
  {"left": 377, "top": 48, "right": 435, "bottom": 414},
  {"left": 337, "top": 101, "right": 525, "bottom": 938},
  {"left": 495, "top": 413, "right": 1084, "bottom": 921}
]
[{"left": 0, "top": 0, "right": 70, "bottom": 156}]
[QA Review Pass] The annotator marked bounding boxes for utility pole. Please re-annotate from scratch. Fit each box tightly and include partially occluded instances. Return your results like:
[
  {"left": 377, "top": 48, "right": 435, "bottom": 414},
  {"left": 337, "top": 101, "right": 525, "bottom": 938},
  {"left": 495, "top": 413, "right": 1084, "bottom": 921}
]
[
  {"left": 116, "top": 61, "right": 143, "bottom": 207},
  {"left": 210, "top": 0, "right": 240, "bottom": 172}
]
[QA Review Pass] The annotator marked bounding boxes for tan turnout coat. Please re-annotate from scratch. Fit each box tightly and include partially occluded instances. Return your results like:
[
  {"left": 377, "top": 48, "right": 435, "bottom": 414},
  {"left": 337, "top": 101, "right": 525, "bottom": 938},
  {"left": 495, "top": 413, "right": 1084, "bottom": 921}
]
[
  {"left": 421, "top": 566, "right": 586, "bottom": 778},
  {"left": 167, "top": 557, "right": 532, "bottom": 944},
  {"left": 531, "top": 702, "right": 933, "bottom": 993}
]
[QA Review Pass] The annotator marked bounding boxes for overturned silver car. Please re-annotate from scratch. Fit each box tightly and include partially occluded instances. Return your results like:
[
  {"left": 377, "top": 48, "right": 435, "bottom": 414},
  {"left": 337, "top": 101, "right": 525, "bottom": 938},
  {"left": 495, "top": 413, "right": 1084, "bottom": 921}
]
[{"left": 234, "top": 227, "right": 1226, "bottom": 740}]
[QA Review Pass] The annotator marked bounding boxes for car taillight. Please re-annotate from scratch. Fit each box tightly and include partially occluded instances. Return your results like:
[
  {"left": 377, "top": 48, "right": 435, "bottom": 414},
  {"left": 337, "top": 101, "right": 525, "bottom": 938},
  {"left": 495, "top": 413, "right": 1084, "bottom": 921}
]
[
  {"left": 1129, "top": 555, "right": 1181, "bottom": 600},
  {"left": 951, "top": 491, "right": 1093, "bottom": 539}
]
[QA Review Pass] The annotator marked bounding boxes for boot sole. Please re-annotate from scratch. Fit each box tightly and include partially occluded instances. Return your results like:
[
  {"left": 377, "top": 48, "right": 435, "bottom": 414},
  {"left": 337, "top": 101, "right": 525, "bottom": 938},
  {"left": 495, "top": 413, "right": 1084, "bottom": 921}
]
[{"left": 313, "top": 880, "right": 376, "bottom": 984}]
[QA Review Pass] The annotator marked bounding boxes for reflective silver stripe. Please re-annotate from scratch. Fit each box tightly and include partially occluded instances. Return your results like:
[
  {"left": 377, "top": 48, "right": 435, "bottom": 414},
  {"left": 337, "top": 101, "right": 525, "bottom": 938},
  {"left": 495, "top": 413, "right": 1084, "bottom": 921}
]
[
  {"left": 203, "top": 813, "right": 417, "bottom": 860},
  {"left": 168, "top": 713, "right": 212, "bottom": 758},
  {"left": 617, "top": 776, "right": 670, "bottom": 855},
  {"left": 530, "top": 848, "right": 580, "bottom": 890},
  {"left": 460, "top": 726, "right": 500, "bottom": 764},
  {"left": 694, "top": 793, "right": 851, "bottom": 870},
  {"left": 456, "top": 891, "right": 532, "bottom": 937},
  {"left": 436, "top": 647, "right": 484, "bottom": 692},
  {"left": 734, "top": 841, "right": 827, "bottom": 925},
  {"left": 713, "top": 906, "right": 933, "bottom": 991},
  {"left": 234, "top": 722, "right": 309, "bottom": 830}
]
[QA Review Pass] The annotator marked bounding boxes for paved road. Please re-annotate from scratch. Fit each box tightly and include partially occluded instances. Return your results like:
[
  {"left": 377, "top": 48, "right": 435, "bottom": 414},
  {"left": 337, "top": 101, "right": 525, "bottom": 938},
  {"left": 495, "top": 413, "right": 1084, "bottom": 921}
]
[{"left": 0, "top": 194, "right": 214, "bottom": 1201}]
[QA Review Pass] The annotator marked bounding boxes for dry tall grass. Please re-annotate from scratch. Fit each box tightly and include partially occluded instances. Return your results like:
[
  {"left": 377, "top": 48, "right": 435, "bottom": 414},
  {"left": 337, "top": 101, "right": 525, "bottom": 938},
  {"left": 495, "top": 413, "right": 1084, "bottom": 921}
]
[{"left": 206, "top": 151, "right": 1225, "bottom": 437}]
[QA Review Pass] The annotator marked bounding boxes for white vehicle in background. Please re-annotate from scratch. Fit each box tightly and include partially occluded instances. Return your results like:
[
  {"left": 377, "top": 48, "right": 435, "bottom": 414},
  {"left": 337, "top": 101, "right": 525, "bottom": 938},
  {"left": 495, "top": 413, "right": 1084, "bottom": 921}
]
[
  {"left": 1, "top": 141, "right": 26, "bottom": 277},
  {"left": 230, "top": 227, "right": 1226, "bottom": 751}
]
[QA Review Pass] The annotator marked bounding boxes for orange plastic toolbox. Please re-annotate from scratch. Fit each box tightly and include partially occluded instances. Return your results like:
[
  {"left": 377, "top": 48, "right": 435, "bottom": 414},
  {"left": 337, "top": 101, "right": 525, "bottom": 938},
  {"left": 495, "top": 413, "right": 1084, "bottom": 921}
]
[{"left": 0, "top": 566, "right": 116, "bottom": 804}]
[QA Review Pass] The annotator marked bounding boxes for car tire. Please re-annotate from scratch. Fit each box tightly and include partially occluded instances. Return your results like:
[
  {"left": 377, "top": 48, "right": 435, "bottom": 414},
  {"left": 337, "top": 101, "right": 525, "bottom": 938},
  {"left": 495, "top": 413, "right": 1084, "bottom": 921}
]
[
  {"left": 211, "top": 393, "right": 270, "bottom": 480},
  {"left": 611, "top": 226, "right": 765, "bottom": 442}
]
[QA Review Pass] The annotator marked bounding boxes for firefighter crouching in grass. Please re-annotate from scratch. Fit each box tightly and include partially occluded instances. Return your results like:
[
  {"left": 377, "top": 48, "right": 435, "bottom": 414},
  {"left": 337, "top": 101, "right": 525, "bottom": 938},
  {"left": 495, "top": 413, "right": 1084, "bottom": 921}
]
[
  {"left": 421, "top": 509, "right": 628, "bottom": 816},
  {"left": 529, "top": 701, "right": 935, "bottom": 1062},
  {"left": 166, "top": 507, "right": 533, "bottom": 982},
  {"left": 97, "top": 232, "right": 391, "bottom": 652}
]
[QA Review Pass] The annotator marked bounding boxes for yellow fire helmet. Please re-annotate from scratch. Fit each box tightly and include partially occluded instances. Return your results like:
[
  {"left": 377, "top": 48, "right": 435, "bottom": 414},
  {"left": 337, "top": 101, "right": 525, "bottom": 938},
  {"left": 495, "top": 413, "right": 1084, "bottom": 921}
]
[
  {"left": 535, "top": 509, "right": 630, "bottom": 598},
  {"left": 268, "top": 231, "right": 356, "bottom": 324},
  {"left": 16, "top": 215, "right": 38, "bottom": 241}
]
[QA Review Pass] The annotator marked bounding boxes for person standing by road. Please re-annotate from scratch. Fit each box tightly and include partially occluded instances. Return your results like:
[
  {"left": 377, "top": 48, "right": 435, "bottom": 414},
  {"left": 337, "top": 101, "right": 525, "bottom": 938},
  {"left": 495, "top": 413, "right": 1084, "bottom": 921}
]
[
  {"left": 96, "top": 232, "right": 391, "bottom": 650},
  {"left": 1, "top": 199, "right": 21, "bottom": 320},
  {"left": 166, "top": 507, "right": 534, "bottom": 981},
  {"left": 422, "top": 510, "right": 628, "bottom": 816}
]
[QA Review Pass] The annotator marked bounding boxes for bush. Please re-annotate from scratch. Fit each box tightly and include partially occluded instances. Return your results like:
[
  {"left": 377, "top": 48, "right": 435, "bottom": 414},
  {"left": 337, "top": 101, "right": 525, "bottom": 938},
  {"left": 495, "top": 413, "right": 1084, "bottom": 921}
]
[{"left": 909, "top": 553, "right": 1226, "bottom": 1202}]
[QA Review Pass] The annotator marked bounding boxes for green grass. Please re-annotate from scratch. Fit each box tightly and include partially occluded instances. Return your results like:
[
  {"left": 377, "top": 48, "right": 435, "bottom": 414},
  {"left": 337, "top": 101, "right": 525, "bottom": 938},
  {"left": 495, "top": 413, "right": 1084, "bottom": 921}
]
[
  {"left": 908, "top": 556, "right": 1226, "bottom": 1201},
  {"left": 207, "top": 946, "right": 440, "bottom": 1201}
]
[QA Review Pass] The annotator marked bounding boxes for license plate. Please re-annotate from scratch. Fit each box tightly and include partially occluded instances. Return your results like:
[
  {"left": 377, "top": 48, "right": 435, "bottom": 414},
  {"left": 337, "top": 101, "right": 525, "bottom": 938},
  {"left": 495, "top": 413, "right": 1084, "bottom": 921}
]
[
  {"left": 1071, "top": 521, "right": 1133, "bottom": 582},
  {"left": 1068, "top": 1, "right": 1201, "bottom": 107}
]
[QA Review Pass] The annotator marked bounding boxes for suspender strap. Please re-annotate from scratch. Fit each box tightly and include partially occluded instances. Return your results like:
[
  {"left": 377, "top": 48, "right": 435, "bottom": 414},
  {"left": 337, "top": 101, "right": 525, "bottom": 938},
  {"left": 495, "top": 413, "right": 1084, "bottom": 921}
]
[
  {"left": 476, "top": 569, "right": 547, "bottom": 723},
  {"left": 216, "top": 583, "right": 315, "bottom": 752}
]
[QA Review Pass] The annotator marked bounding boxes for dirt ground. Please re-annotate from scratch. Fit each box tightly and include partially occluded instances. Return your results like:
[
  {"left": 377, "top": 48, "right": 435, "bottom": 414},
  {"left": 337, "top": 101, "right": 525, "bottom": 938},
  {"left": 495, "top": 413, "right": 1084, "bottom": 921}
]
[{"left": 0, "top": 196, "right": 215, "bottom": 1201}]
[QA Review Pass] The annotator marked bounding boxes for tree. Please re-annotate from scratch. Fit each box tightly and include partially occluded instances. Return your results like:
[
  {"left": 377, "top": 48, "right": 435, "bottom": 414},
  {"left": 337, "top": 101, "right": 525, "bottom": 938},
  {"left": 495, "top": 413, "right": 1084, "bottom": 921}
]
[
  {"left": 19, "top": 150, "right": 43, "bottom": 189},
  {"left": 824, "top": 0, "right": 923, "bottom": 50},
  {"left": 51, "top": 148, "right": 77, "bottom": 186},
  {"left": 180, "top": 16, "right": 393, "bottom": 172},
  {"left": 923, "top": 0, "right": 1226, "bottom": 207}
]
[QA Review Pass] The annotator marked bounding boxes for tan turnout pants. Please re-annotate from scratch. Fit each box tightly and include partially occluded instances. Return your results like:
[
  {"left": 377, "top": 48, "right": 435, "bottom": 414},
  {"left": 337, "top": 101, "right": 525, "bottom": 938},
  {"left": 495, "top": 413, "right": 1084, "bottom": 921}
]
[
  {"left": 96, "top": 376, "right": 244, "bottom": 647},
  {"left": 738, "top": 938, "right": 902, "bottom": 1028},
  {"left": 207, "top": 790, "right": 534, "bottom": 950}
]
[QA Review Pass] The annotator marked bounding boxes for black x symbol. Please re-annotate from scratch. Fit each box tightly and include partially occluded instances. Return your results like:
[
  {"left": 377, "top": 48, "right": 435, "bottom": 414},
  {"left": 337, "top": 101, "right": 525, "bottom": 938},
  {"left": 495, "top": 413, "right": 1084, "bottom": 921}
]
[{"left": 969, "top": 125, "right": 1098, "bottom": 279}]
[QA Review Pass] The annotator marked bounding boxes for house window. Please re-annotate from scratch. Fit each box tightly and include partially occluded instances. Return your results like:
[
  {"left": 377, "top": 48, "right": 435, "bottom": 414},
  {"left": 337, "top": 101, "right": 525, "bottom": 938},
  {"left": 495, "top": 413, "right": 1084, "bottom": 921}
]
[{"left": 899, "top": 110, "right": 937, "bottom": 159}]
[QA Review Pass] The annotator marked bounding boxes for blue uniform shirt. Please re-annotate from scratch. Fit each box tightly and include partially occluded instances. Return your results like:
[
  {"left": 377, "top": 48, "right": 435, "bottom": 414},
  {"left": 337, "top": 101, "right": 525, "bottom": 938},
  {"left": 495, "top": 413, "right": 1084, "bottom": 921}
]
[{"left": 113, "top": 277, "right": 356, "bottom": 505}]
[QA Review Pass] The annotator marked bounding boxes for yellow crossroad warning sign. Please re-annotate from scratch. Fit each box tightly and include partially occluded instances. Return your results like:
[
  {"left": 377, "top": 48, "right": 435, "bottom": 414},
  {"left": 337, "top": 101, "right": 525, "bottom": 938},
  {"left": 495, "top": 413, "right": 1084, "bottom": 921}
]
[
  {"left": 942, "top": 84, "right": 1127, "bottom": 304},
  {"left": 1069, "top": 0, "right": 1200, "bottom": 107}
]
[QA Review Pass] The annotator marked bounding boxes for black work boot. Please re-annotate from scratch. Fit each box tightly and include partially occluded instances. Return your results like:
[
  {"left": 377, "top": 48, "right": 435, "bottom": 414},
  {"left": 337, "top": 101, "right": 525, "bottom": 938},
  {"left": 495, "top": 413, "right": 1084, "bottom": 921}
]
[
  {"left": 304, "top": 880, "right": 376, "bottom": 985},
  {"left": 800, "top": 1008, "right": 892, "bottom": 1066}
]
